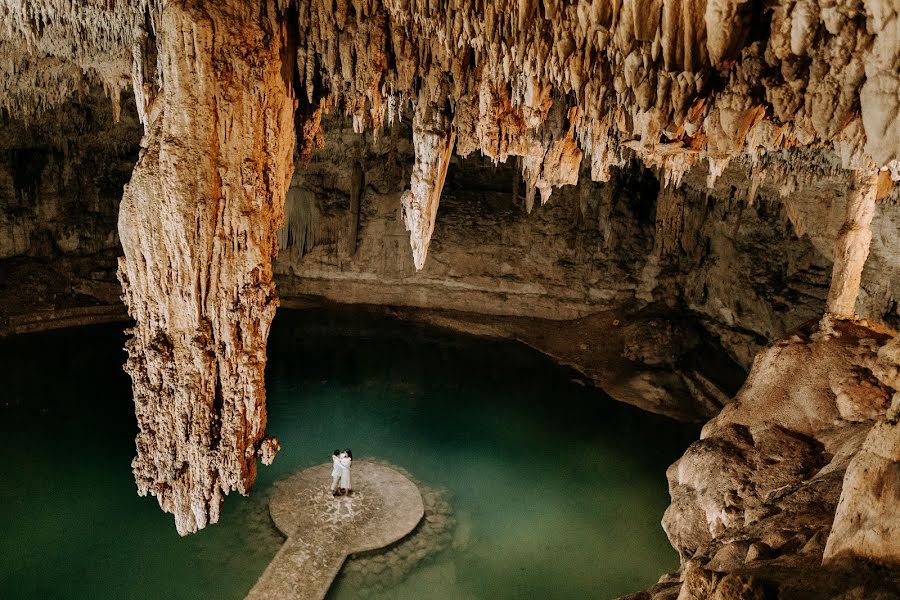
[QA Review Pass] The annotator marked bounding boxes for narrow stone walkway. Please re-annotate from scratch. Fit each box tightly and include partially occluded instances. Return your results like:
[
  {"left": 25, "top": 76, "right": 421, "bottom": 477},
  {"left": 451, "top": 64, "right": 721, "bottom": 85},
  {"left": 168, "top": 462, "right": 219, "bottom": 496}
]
[{"left": 246, "top": 461, "right": 424, "bottom": 600}]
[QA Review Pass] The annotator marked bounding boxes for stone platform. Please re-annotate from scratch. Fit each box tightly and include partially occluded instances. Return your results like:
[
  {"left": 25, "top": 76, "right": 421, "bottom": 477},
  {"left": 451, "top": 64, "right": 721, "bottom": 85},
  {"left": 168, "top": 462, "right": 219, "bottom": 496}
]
[{"left": 246, "top": 461, "right": 424, "bottom": 600}]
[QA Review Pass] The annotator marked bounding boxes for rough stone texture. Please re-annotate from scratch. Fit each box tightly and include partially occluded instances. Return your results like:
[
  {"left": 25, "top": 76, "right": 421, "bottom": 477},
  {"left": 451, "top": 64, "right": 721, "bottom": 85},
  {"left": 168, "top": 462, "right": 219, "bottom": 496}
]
[
  {"left": 655, "top": 319, "right": 900, "bottom": 598},
  {"left": 284, "top": 0, "right": 900, "bottom": 267},
  {"left": 2, "top": 1, "right": 898, "bottom": 266},
  {"left": 0, "top": 90, "right": 139, "bottom": 329},
  {"left": 246, "top": 461, "right": 424, "bottom": 600},
  {"left": 115, "top": 1, "right": 297, "bottom": 535},
  {"left": 673, "top": 160, "right": 900, "bottom": 367},
  {"left": 0, "top": 1, "right": 139, "bottom": 119},
  {"left": 824, "top": 336, "right": 900, "bottom": 566},
  {"left": 1, "top": 2, "right": 899, "bottom": 563}
]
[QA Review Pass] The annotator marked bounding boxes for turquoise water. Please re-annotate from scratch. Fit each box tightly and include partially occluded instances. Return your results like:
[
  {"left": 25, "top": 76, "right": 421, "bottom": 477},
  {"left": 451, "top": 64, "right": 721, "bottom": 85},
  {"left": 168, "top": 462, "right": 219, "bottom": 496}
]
[{"left": 0, "top": 308, "right": 695, "bottom": 599}]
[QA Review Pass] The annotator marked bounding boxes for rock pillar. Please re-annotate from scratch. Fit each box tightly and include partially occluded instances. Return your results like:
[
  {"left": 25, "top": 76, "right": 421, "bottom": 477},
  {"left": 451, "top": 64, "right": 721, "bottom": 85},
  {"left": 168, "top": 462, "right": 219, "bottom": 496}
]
[{"left": 825, "top": 171, "right": 878, "bottom": 317}]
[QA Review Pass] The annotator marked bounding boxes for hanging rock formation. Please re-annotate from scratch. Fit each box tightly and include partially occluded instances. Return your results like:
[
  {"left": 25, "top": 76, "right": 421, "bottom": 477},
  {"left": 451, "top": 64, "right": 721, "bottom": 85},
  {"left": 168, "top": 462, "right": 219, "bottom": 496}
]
[
  {"left": 116, "top": 1, "right": 296, "bottom": 534},
  {"left": 288, "top": 0, "right": 898, "bottom": 266},
  {"left": 3, "top": 0, "right": 897, "bottom": 269},
  {"left": 1, "top": 0, "right": 899, "bottom": 551},
  {"left": 401, "top": 98, "right": 456, "bottom": 270}
]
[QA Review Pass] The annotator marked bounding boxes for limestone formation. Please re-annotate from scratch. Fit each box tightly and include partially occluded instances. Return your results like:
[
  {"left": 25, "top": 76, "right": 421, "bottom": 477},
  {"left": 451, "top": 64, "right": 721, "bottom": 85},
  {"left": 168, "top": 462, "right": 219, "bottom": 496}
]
[
  {"left": 824, "top": 337, "right": 900, "bottom": 566},
  {"left": 116, "top": 1, "right": 296, "bottom": 535},
  {"left": 658, "top": 319, "right": 900, "bottom": 598},
  {"left": 1, "top": 4, "right": 899, "bottom": 576},
  {"left": 3, "top": 0, "right": 898, "bottom": 270},
  {"left": 401, "top": 98, "right": 456, "bottom": 271},
  {"left": 826, "top": 172, "right": 879, "bottom": 318}
]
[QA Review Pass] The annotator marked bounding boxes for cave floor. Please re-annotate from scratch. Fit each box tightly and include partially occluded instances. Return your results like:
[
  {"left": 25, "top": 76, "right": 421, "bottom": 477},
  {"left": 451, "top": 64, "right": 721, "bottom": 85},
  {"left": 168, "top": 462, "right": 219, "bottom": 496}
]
[{"left": 246, "top": 462, "right": 424, "bottom": 600}]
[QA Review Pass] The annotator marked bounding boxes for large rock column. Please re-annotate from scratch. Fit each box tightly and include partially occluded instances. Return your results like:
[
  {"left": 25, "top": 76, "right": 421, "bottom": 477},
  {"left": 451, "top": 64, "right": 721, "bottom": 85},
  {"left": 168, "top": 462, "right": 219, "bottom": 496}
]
[
  {"left": 825, "top": 171, "right": 878, "bottom": 317},
  {"left": 117, "top": 1, "right": 296, "bottom": 535}
]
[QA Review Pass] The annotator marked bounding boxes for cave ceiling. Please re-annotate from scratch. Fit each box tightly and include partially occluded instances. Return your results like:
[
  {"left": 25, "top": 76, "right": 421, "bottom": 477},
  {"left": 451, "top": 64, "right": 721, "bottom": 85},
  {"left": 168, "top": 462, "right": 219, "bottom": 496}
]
[{"left": 0, "top": 0, "right": 897, "bottom": 534}]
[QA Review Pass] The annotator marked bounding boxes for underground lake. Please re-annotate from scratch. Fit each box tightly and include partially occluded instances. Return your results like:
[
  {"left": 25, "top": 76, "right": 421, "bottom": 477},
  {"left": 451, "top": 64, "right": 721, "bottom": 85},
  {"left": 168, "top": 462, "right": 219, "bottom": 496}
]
[{"left": 0, "top": 307, "right": 698, "bottom": 599}]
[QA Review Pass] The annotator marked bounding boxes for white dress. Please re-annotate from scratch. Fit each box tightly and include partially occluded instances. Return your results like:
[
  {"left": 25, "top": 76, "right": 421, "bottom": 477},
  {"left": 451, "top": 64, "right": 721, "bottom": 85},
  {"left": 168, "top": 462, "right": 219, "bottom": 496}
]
[{"left": 339, "top": 456, "right": 352, "bottom": 489}]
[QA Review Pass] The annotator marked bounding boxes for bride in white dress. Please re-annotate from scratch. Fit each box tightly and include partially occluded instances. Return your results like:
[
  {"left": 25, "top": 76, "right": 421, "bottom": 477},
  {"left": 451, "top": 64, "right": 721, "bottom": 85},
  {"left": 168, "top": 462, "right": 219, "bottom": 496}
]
[{"left": 338, "top": 449, "right": 353, "bottom": 495}]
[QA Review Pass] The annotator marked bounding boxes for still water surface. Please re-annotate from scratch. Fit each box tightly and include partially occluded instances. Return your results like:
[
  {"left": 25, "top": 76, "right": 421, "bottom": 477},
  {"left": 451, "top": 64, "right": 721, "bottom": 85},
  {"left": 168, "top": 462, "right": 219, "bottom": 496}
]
[{"left": 0, "top": 308, "right": 695, "bottom": 599}]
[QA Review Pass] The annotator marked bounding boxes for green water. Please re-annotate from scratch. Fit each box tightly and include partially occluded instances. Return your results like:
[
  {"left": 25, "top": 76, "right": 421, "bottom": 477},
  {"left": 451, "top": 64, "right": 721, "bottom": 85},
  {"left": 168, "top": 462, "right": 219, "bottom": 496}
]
[{"left": 0, "top": 308, "right": 695, "bottom": 599}]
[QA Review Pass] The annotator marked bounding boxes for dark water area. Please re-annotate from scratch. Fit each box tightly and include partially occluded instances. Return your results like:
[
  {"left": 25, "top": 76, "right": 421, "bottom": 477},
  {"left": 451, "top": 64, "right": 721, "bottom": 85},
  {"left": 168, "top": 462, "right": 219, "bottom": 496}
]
[{"left": 0, "top": 307, "right": 697, "bottom": 599}]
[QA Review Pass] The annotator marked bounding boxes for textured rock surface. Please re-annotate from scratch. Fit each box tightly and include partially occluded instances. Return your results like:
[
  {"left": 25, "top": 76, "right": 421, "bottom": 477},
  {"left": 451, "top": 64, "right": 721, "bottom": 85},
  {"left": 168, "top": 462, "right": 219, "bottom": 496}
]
[
  {"left": 2, "top": 0, "right": 898, "bottom": 268},
  {"left": 674, "top": 161, "right": 900, "bottom": 366},
  {"left": 401, "top": 100, "right": 456, "bottom": 271},
  {"left": 7, "top": 0, "right": 899, "bottom": 169},
  {"left": 0, "top": 90, "right": 139, "bottom": 330},
  {"left": 649, "top": 319, "right": 900, "bottom": 599},
  {"left": 115, "top": 1, "right": 296, "bottom": 534},
  {"left": 1, "top": 1, "right": 899, "bottom": 560},
  {"left": 826, "top": 172, "right": 879, "bottom": 317},
  {"left": 824, "top": 336, "right": 900, "bottom": 566}
]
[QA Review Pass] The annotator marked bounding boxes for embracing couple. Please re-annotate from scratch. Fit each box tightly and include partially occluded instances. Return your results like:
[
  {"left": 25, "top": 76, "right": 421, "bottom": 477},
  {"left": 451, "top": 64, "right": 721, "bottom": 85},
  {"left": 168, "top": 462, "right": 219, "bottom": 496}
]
[{"left": 330, "top": 449, "right": 353, "bottom": 496}]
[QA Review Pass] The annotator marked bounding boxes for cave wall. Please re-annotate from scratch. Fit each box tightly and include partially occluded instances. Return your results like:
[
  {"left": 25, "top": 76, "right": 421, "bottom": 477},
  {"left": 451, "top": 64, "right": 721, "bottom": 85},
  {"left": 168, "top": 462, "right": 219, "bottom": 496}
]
[
  {"left": 271, "top": 120, "right": 899, "bottom": 368},
  {"left": 673, "top": 159, "right": 900, "bottom": 364},
  {"left": 2, "top": 99, "right": 898, "bottom": 372},
  {"left": 0, "top": 2, "right": 896, "bottom": 576},
  {"left": 0, "top": 91, "right": 140, "bottom": 323},
  {"left": 273, "top": 118, "right": 657, "bottom": 320},
  {"left": 0, "top": 92, "right": 139, "bottom": 260},
  {"left": 658, "top": 180, "right": 833, "bottom": 367}
]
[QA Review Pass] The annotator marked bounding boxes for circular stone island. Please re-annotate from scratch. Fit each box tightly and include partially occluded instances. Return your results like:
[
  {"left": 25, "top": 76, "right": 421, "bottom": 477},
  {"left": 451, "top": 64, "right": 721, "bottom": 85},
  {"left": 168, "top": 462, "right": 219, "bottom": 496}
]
[{"left": 246, "top": 461, "right": 424, "bottom": 600}]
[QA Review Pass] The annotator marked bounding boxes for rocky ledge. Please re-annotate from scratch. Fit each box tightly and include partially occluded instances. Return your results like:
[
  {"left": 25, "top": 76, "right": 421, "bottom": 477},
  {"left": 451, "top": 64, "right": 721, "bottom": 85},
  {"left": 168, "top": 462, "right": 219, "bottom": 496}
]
[{"left": 624, "top": 318, "right": 900, "bottom": 600}]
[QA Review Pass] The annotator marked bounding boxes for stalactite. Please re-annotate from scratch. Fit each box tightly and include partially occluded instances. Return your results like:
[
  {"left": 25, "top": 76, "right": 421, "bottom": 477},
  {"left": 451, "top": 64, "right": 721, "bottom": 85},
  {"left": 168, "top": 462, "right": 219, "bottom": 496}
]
[
  {"left": 2, "top": 1, "right": 898, "bottom": 273},
  {"left": 280, "top": 177, "right": 320, "bottom": 257},
  {"left": 116, "top": 0, "right": 296, "bottom": 535},
  {"left": 400, "top": 99, "right": 456, "bottom": 271}
]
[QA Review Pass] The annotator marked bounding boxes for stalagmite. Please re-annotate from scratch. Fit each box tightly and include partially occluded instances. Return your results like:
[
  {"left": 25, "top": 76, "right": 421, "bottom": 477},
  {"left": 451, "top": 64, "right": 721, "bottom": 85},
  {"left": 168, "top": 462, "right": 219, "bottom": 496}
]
[
  {"left": 116, "top": 1, "right": 296, "bottom": 535},
  {"left": 825, "top": 171, "right": 879, "bottom": 318},
  {"left": 401, "top": 101, "right": 456, "bottom": 271}
]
